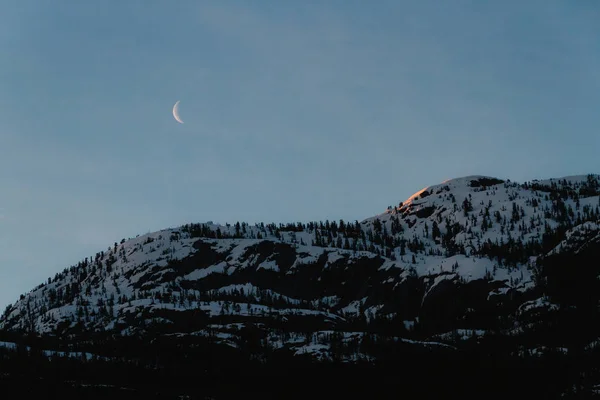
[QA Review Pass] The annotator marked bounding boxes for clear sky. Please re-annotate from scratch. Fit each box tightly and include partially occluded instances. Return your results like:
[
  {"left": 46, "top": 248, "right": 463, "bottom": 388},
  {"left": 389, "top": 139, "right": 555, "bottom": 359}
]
[{"left": 1, "top": 0, "right": 599, "bottom": 310}]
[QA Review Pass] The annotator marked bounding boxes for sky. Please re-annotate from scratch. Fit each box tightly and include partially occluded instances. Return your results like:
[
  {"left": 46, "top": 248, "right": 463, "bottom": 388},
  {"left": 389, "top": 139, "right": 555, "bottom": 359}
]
[{"left": 0, "top": 0, "right": 599, "bottom": 310}]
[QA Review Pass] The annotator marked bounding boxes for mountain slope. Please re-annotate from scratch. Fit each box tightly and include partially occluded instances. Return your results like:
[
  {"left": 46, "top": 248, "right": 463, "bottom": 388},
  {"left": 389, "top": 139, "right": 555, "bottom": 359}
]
[
  {"left": 2, "top": 175, "right": 600, "bottom": 338},
  {"left": 1, "top": 174, "right": 600, "bottom": 398}
]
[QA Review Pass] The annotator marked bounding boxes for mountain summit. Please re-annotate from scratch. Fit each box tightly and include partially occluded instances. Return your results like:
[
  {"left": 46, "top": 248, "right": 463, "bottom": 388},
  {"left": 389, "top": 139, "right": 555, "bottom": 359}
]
[{"left": 1, "top": 174, "right": 600, "bottom": 398}]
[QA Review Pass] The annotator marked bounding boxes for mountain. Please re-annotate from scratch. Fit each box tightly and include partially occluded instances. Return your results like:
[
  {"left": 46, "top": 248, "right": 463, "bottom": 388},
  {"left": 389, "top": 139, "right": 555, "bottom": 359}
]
[{"left": 1, "top": 174, "right": 600, "bottom": 399}]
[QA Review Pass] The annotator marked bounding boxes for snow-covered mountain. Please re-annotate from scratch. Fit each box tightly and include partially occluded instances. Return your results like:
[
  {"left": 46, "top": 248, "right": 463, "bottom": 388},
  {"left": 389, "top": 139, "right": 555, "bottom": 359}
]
[{"left": 1, "top": 174, "right": 600, "bottom": 386}]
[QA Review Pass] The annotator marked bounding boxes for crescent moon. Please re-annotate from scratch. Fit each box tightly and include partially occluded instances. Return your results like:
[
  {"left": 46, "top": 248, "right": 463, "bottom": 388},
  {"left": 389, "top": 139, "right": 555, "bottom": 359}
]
[{"left": 172, "top": 100, "right": 184, "bottom": 124}]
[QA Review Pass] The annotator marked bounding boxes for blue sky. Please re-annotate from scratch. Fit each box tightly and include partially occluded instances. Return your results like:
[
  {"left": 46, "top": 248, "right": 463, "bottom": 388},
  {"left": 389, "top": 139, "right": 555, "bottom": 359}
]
[{"left": 0, "top": 0, "right": 599, "bottom": 310}]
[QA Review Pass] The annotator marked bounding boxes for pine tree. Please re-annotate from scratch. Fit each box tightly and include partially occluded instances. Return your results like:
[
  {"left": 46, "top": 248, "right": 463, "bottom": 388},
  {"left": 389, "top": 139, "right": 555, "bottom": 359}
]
[{"left": 432, "top": 221, "right": 441, "bottom": 240}]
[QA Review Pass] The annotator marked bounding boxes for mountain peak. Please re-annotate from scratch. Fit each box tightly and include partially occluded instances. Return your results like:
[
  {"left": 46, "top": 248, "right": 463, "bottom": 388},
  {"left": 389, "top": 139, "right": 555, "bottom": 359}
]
[
  {"left": 1, "top": 172, "right": 599, "bottom": 381},
  {"left": 441, "top": 175, "right": 504, "bottom": 185},
  {"left": 401, "top": 175, "right": 506, "bottom": 206}
]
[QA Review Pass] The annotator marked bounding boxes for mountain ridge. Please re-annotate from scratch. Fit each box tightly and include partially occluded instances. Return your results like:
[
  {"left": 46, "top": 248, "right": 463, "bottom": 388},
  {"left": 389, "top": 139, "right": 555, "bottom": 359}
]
[
  {"left": 1, "top": 173, "right": 600, "bottom": 398},
  {"left": 2, "top": 174, "right": 599, "bottom": 335}
]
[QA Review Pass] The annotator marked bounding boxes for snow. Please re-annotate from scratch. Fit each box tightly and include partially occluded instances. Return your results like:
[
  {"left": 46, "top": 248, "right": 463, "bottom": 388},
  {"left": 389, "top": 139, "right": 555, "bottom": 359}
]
[
  {"left": 226, "top": 239, "right": 262, "bottom": 260},
  {"left": 530, "top": 175, "right": 593, "bottom": 186},
  {"left": 522, "top": 346, "right": 569, "bottom": 357},
  {"left": 517, "top": 297, "right": 559, "bottom": 315},
  {"left": 397, "top": 337, "right": 457, "bottom": 350},
  {"left": 364, "top": 305, "right": 384, "bottom": 321},
  {"left": 316, "top": 296, "right": 339, "bottom": 307},
  {"left": 294, "top": 343, "right": 330, "bottom": 358},
  {"left": 423, "top": 273, "right": 456, "bottom": 301},
  {"left": 210, "top": 283, "right": 303, "bottom": 305},
  {"left": 340, "top": 298, "right": 367, "bottom": 315},
  {"left": 257, "top": 259, "right": 279, "bottom": 272},
  {"left": 548, "top": 221, "right": 600, "bottom": 256},
  {"left": 183, "top": 262, "right": 227, "bottom": 280},
  {"left": 431, "top": 329, "right": 487, "bottom": 341},
  {"left": 0, "top": 341, "right": 17, "bottom": 350},
  {"left": 325, "top": 251, "right": 345, "bottom": 267},
  {"left": 1, "top": 172, "right": 598, "bottom": 362},
  {"left": 403, "top": 320, "right": 415, "bottom": 330},
  {"left": 0, "top": 340, "right": 108, "bottom": 361}
]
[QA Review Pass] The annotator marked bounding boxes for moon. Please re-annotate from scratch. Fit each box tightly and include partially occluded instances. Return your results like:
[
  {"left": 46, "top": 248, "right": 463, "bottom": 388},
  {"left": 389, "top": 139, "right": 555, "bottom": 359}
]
[{"left": 172, "top": 100, "right": 184, "bottom": 124}]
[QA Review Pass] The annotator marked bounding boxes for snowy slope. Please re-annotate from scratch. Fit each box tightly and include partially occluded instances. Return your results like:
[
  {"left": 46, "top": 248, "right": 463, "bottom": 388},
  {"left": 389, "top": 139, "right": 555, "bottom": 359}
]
[{"left": 1, "top": 174, "right": 599, "bottom": 362}]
